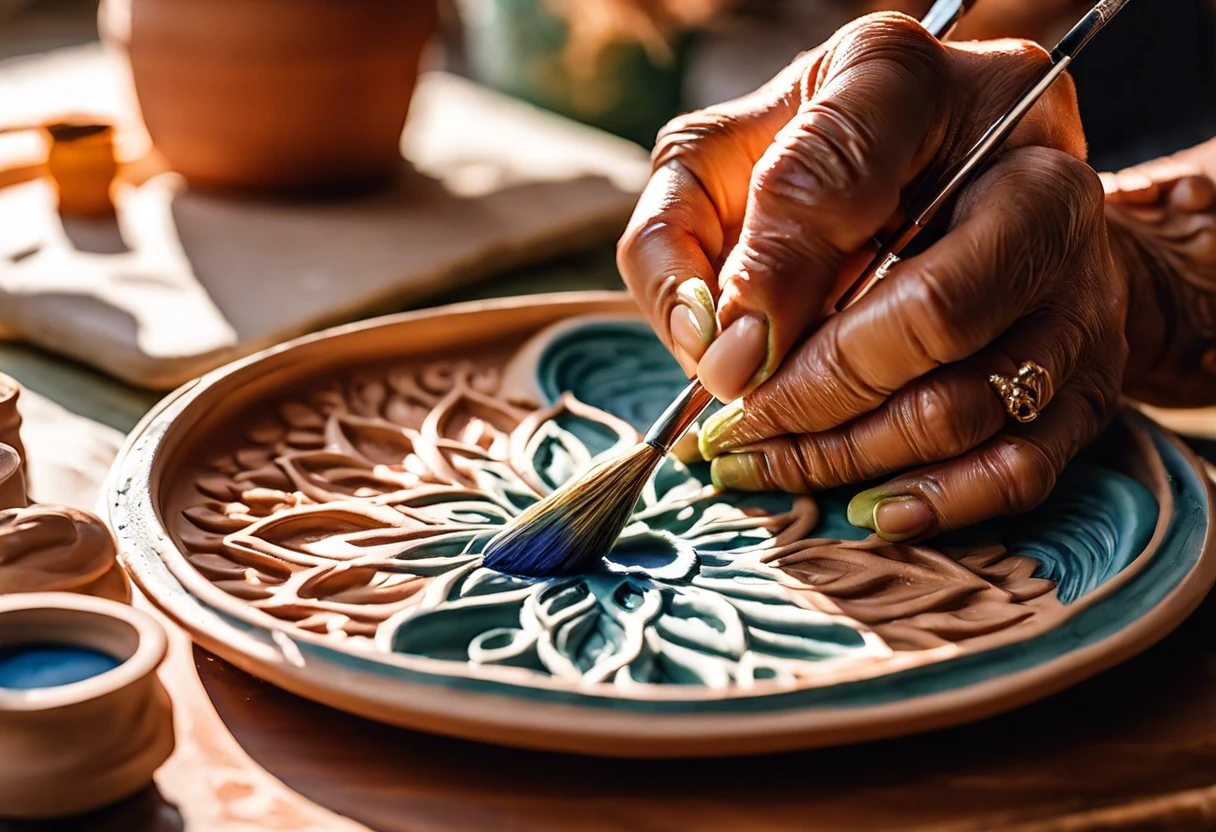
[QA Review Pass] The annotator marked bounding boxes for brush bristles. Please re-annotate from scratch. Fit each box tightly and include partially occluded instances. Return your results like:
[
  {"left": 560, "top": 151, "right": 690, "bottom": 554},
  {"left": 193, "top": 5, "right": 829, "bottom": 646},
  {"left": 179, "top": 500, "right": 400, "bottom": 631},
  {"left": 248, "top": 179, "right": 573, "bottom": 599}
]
[{"left": 482, "top": 443, "right": 664, "bottom": 577}]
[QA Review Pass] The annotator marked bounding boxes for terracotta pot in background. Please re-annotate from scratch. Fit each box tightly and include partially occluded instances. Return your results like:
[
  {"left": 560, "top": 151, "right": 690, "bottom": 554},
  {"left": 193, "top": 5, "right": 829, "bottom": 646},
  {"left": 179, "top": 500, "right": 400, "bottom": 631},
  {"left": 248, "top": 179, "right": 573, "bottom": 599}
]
[{"left": 99, "top": 0, "right": 438, "bottom": 192}]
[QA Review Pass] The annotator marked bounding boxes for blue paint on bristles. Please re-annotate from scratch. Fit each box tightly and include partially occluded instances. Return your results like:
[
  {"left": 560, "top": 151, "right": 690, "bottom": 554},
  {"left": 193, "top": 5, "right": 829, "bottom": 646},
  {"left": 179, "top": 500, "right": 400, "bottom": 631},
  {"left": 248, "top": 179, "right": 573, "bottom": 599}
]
[{"left": 482, "top": 442, "right": 663, "bottom": 576}]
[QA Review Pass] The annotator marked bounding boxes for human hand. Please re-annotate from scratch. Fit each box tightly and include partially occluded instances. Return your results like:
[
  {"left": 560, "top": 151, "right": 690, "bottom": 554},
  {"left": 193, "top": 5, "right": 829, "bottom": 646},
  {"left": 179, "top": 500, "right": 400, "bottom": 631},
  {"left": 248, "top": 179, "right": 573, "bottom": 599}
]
[
  {"left": 617, "top": 12, "right": 1127, "bottom": 541},
  {"left": 1103, "top": 157, "right": 1216, "bottom": 407}
]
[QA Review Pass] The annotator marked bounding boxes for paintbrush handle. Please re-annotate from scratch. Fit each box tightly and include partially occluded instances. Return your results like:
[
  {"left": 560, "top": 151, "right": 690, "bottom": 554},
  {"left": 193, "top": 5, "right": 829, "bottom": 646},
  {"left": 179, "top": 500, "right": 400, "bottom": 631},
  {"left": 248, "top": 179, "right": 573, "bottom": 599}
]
[
  {"left": 641, "top": 0, "right": 974, "bottom": 454},
  {"left": 835, "top": 0, "right": 1133, "bottom": 311},
  {"left": 920, "top": 0, "right": 976, "bottom": 41},
  {"left": 644, "top": 381, "right": 716, "bottom": 451}
]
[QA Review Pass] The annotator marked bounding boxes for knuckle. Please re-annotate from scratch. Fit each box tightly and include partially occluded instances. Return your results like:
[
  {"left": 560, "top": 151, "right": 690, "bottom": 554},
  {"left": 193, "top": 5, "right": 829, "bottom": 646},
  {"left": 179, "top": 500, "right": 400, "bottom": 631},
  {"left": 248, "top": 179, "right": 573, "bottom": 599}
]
[
  {"left": 983, "top": 436, "right": 1059, "bottom": 515},
  {"left": 1017, "top": 149, "right": 1104, "bottom": 223},
  {"left": 1006, "top": 38, "right": 1052, "bottom": 75},
  {"left": 749, "top": 114, "right": 897, "bottom": 241},
  {"left": 1061, "top": 157, "right": 1106, "bottom": 221},
  {"left": 961, "top": 37, "right": 1051, "bottom": 94},
  {"left": 763, "top": 446, "right": 818, "bottom": 493},
  {"left": 835, "top": 11, "right": 944, "bottom": 65},
  {"left": 896, "top": 270, "right": 972, "bottom": 363},
  {"left": 652, "top": 109, "right": 735, "bottom": 170},
  {"left": 615, "top": 217, "right": 669, "bottom": 277},
  {"left": 791, "top": 435, "right": 862, "bottom": 490},
  {"left": 755, "top": 116, "right": 860, "bottom": 206},
  {"left": 820, "top": 325, "right": 888, "bottom": 410},
  {"left": 756, "top": 334, "right": 875, "bottom": 434},
  {"left": 898, "top": 380, "right": 987, "bottom": 460}
]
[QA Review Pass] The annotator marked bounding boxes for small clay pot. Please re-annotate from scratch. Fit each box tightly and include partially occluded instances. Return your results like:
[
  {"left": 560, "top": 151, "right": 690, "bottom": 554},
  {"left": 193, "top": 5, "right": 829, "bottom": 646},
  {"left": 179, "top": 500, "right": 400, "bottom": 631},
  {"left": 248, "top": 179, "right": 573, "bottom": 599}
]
[
  {"left": 0, "top": 593, "right": 174, "bottom": 819},
  {"left": 0, "top": 505, "right": 131, "bottom": 603},
  {"left": 0, "top": 444, "right": 25, "bottom": 511},
  {"left": 99, "top": 0, "right": 438, "bottom": 192},
  {"left": 43, "top": 121, "right": 118, "bottom": 216},
  {"left": 0, "top": 374, "right": 25, "bottom": 487}
]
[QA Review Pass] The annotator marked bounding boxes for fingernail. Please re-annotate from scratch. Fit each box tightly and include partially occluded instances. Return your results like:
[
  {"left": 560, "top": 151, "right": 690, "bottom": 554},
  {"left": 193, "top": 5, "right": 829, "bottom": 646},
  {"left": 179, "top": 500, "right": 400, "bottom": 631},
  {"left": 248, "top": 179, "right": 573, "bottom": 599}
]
[
  {"left": 699, "top": 400, "right": 746, "bottom": 458},
  {"left": 848, "top": 491, "right": 933, "bottom": 541},
  {"left": 676, "top": 277, "right": 716, "bottom": 327},
  {"left": 710, "top": 452, "right": 761, "bottom": 490},
  {"left": 670, "top": 306, "right": 708, "bottom": 369},
  {"left": 669, "top": 278, "right": 717, "bottom": 374},
  {"left": 848, "top": 492, "right": 934, "bottom": 542},
  {"left": 874, "top": 496, "right": 934, "bottom": 541},
  {"left": 847, "top": 489, "right": 883, "bottom": 531},
  {"left": 697, "top": 314, "right": 768, "bottom": 402}
]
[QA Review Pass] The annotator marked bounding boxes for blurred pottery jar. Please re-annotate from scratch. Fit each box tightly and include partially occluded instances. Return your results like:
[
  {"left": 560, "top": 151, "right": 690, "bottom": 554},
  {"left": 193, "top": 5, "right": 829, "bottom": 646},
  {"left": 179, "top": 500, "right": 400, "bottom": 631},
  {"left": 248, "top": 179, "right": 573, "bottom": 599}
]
[{"left": 99, "top": 0, "right": 438, "bottom": 192}]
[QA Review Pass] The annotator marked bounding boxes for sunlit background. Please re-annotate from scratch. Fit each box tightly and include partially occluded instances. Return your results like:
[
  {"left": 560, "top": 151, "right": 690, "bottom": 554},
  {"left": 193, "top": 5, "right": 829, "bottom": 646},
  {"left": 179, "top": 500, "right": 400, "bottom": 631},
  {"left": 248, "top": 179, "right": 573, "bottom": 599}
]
[{"left": 1, "top": 0, "right": 1212, "bottom": 167}]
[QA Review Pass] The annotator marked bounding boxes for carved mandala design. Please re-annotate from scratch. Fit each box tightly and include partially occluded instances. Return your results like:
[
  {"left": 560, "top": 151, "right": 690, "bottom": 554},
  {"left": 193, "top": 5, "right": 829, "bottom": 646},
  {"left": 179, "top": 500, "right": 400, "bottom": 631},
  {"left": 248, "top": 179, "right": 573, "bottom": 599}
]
[{"left": 176, "top": 351, "right": 1065, "bottom": 690}]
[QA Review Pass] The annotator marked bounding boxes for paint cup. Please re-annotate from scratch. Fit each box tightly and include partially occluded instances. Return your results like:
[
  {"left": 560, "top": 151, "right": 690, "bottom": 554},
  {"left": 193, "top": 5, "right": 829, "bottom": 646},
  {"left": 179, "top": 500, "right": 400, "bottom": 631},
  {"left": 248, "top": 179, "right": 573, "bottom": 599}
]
[{"left": 0, "top": 593, "right": 175, "bottom": 819}]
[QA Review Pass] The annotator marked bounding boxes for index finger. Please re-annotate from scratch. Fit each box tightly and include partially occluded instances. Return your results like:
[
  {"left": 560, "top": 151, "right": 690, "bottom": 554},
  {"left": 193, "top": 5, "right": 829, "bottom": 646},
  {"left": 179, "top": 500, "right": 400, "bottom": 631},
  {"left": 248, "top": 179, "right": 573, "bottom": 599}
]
[
  {"left": 616, "top": 161, "right": 724, "bottom": 373},
  {"left": 617, "top": 61, "right": 813, "bottom": 371}
]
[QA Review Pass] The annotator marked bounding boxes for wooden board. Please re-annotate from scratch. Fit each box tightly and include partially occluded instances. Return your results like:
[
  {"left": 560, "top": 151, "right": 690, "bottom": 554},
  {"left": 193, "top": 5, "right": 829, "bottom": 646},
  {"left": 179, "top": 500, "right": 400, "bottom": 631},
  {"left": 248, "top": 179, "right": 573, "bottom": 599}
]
[{"left": 0, "top": 45, "right": 649, "bottom": 390}]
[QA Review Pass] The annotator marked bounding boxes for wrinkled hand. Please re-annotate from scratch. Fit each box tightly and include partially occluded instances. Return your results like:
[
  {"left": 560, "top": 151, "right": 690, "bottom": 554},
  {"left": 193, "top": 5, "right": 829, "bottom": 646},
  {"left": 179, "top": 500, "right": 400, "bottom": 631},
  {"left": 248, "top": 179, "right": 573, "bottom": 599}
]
[{"left": 617, "top": 13, "right": 1128, "bottom": 541}]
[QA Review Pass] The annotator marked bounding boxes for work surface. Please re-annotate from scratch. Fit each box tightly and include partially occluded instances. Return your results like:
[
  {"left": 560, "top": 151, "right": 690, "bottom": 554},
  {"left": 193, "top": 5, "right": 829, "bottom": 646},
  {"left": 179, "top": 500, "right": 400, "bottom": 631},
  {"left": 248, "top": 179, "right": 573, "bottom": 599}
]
[{"left": 4, "top": 269, "right": 1216, "bottom": 832}]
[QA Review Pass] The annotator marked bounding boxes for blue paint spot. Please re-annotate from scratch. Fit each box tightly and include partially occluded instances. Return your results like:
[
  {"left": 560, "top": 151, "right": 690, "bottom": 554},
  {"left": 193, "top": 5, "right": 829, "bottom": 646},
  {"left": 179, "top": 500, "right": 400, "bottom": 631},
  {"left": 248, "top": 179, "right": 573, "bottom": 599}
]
[{"left": 0, "top": 644, "right": 122, "bottom": 690}]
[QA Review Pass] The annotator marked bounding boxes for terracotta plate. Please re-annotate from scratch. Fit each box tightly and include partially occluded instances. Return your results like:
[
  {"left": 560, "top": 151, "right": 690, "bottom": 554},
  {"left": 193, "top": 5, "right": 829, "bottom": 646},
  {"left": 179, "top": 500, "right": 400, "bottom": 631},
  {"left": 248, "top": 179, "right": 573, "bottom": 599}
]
[{"left": 108, "top": 292, "right": 1216, "bottom": 758}]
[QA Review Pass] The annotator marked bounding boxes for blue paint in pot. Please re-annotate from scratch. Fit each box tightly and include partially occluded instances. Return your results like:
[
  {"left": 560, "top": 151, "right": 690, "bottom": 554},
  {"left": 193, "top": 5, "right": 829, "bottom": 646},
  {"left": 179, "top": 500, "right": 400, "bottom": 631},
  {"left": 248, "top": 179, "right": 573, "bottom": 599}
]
[{"left": 0, "top": 643, "right": 122, "bottom": 690}]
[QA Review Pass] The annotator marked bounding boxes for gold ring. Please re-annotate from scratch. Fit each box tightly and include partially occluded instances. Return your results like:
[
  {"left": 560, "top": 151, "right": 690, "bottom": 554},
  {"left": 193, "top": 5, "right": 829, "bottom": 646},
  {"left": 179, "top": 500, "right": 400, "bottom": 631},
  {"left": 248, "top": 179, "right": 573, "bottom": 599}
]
[{"left": 988, "top": 361, "right": 1053, "bottom": 424}]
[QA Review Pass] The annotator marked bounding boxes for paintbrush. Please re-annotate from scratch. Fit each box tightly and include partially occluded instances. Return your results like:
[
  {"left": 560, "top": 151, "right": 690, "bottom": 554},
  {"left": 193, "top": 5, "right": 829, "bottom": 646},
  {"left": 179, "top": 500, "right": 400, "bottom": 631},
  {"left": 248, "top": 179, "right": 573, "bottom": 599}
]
[{"left": 482, "top": 0, "right": 1132, "bottom": 578}]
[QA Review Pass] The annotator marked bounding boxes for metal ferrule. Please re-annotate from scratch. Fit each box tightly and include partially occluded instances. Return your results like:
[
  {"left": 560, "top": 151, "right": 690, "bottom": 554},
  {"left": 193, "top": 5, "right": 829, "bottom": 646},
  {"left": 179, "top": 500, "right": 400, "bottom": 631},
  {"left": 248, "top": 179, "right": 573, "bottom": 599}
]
[{"left": 644, "top": 380, "right": 716, "bottom": 452}]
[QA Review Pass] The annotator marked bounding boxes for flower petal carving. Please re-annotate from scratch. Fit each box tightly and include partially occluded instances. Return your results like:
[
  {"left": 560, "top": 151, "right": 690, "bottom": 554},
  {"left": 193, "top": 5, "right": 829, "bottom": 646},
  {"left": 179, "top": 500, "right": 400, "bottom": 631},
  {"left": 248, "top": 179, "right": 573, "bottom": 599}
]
[
  {"left": 383, "top": 555, "right": 885, "bottom": 689},
  {"left": 508, "top": 393, "right": 638, "bottom": 495}
]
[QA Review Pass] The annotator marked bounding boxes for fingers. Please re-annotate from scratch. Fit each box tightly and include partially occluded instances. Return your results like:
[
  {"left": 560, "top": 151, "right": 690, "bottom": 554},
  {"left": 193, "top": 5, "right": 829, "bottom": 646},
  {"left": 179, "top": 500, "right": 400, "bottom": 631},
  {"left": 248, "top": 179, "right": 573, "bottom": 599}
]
[
  {"left": 697, "top": 22, "right": 1084, "bottom": 403},
  {"left": 698, "top": 13, "right": 953, "bottom": 400},
  {"left": 617, "top": 64, "right": 810, "bottom": 372},
  {"left": 844, "top": 368, "right": 1119, "bottom": 541},
  {"left": 1102, "top": 163, "right": 1216, "bottom": 212},
  {"left": 707, "top": 309, "right": 1079, "bottom": 493},
  {"left": 617, "top": 164, "right": 724, "bottom": 375},
  {"left": 699, "top": 146, "right": 1105, "bottom": 454}
]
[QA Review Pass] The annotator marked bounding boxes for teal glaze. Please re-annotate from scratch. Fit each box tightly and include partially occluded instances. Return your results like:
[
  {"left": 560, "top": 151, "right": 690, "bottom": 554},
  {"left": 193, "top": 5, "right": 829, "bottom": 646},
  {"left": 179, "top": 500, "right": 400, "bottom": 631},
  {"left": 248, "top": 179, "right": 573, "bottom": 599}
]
[
  {"left": 535, "top": 321, "right": 720, "bottom": 432},
  {"left": 536, "top": 319, "right": 1161, "bottom": 604},
  {"left": 385, "top": 440, "right": 881, "bottom": 684},
  {"left": 0, "top": 644, "right": 121, "bottom": 690},
  {"left": 387, "top": 320, "right": 1166, "bottom": 695},
  {"left": 1003, "top": 463, "right": 1157, "bottom": 603}
]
